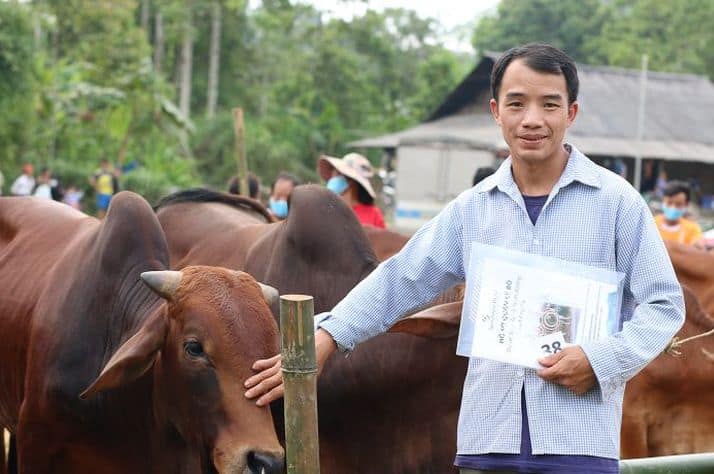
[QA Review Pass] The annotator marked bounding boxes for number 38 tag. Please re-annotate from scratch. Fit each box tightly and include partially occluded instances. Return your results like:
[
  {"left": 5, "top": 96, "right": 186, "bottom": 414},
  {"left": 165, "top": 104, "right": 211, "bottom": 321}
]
[{"left": 535, "top": 331, "right": 566, "bottom": 356}]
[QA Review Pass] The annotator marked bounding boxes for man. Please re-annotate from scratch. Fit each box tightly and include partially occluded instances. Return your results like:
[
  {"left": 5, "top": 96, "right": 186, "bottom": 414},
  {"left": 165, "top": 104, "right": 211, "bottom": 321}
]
[
  {"left": 89, "top": 159, "right": 118, "bottom": 218},
  {"left": 10, "top": 163, "right": 35, "bottom": 197},
  {"left": 245, "top": 44, "right": 684, "bottom": 473},
  {"left": 655, "top": 180, "right": 704, "bottom": 247},
  {"left": 268, "top": 172, "right": 300, "bottom": 219}
]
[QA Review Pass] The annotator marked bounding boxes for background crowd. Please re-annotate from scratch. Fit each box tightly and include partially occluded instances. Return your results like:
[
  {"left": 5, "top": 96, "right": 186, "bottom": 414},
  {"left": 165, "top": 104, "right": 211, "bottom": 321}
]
[{"left": 2, "top": 152, "right": 711, "bottom": 250}]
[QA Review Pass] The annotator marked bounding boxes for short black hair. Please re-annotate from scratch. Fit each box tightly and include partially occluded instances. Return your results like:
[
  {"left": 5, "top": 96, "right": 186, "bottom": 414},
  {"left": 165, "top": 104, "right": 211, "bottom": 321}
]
[
  {"left": 354, "top": 177, "right": 375, "bottom": 205},
  {"left": 663, "top": 180, "right": 691, "bottom": 203},
  {"left": 472, "top": 166, "right": 496, "bottom": 187},
  {"left": 228, "top": 173, "right": 260, "bottom": 199},
  {"left": 248, "top": 174, "right": 259, "bottom": 198},
  {"left": 491, "top": 43, "right": 579, "bottom": 105},
  {"left": 271, "top": 172, "right": 301, "bottom": 193}
]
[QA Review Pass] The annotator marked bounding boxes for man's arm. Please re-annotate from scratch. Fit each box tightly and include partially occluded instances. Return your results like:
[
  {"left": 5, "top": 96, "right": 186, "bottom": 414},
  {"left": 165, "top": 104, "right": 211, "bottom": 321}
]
[
  {"left": 245, "top": 195, "right": 468, "bottom": 404},
  {"left": 578, "top": 197, "right": 685, "bottom": 400}
]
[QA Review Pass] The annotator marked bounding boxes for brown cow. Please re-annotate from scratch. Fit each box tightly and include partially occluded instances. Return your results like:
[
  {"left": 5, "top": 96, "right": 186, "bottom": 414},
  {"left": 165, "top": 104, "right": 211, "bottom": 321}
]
[
  {"left": 156, "top": 186, "right": 466, "bottom": 473},
  {"left": 618, "top": 243, "right": 714, "bottom": 458},
  {"left": 665, "top": 241, "right": 714, "bottom": 315},
  {"left": 362, "top": 225, "right": 410, "bottom": 261},
  {"left": 156, "top": 186, "right": 380, "bottom": 314},
  {"left": 621, "top": 284, "right": 714, "bottom": 458},
  {"left": 0, "top": 193, "right": 283, "bottom": 473}
]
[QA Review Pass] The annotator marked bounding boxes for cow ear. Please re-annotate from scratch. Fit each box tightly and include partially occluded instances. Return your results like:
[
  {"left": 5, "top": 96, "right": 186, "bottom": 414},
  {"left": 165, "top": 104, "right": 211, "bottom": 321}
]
[
  {"left": 389, "top": 301, "right": 462, "bottom": 339},
  {"left": 80, "top": 307, "right": 168, "bottom": 400}
]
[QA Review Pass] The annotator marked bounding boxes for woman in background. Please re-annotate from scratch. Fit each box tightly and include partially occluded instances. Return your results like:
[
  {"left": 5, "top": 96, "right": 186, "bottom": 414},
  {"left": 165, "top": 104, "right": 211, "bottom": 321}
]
[{"left": 318, "top": 153, "right": 385, "bottom": 229}]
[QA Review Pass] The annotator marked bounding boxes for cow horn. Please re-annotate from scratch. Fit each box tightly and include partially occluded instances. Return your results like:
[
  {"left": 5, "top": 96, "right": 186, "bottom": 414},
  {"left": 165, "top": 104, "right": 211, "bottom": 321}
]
[
  {"left": 141, "top": 271, "right": 182, "bottom": 300},
  {"left": 258, "top": 282, "right": 279, "bottom": 306}
]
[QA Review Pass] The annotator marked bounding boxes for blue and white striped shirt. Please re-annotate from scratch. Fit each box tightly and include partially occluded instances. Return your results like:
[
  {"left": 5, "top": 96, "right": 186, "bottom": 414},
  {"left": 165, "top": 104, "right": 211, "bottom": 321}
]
[{"left": 318, "top": 145, "right": 684, "bottom": 460}]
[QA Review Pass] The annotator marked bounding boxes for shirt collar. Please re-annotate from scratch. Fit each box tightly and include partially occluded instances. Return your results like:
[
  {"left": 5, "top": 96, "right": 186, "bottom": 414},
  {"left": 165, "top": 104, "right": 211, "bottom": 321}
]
[{"left": 474, "top": 144, "right": 602, "bottom": 196}]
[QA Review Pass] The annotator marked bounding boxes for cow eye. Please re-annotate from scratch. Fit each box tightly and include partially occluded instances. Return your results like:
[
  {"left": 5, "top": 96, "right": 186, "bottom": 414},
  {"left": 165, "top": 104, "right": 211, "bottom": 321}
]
[{"left": 184, "top": 341, "right": 205, "bottom": 358}]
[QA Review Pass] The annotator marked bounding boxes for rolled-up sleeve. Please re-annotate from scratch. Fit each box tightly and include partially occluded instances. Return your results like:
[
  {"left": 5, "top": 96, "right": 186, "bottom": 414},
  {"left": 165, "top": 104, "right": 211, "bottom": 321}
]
[
  {"left": 581, "top": 198, "right": 685, "bottom": 400},
  {"left": 318, "top": 197, "right": 467, "bottom": 352}
]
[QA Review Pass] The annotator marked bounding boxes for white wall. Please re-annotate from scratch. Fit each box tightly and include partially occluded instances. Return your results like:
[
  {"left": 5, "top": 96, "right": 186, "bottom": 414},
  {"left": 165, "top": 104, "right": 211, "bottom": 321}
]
[{"left": 394, "top": 145, "right": 495, "bottom": 232}]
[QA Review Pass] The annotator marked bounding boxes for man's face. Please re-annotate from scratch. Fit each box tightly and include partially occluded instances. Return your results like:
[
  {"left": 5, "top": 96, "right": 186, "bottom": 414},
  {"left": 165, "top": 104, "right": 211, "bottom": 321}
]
[
  {"left": 663, "top": 192, "right": 688, "bottom": 210},
  {"left": 490, "top": 59, "right": 578, "bottom": 165},
  {"left": 271, "top": 178, "right": 294, "bottom": 201}
]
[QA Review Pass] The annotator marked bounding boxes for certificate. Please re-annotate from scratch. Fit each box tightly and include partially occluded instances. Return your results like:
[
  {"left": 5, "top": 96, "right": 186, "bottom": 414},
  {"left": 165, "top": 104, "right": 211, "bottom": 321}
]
[{"left": 457, "top": 244, "right": 624, "bottom": 369}]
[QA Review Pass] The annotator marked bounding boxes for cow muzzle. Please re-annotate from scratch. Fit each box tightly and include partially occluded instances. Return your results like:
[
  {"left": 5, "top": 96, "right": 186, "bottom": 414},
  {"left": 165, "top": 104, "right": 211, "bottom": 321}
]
[
  {"left": 214, "top": 447, "right": 285, "bottom": 474},
  {"left": 247, "top": 450, "right": 285, "bottom": 474}
]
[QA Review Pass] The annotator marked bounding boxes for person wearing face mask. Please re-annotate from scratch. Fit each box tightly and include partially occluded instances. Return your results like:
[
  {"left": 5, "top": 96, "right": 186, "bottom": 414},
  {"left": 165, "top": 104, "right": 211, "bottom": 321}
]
[
  {"left": 268, "top": 172, "right": 300, "bottom": 220},
  {"left": 318, "top": 153, "right": 386, "bottom": 229},
  {"left": 655, "top": 180, "right": 704, "bottom": 247}
]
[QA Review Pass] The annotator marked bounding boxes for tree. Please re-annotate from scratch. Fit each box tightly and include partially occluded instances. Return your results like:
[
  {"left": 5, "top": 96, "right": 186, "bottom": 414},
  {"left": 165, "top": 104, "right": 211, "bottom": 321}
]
[
  {"left": 591, "top": 0, "right": 714, "bottom": 78},
  {"left": 206, "top": 1, "right": 221, "bottom": 118},
  {"left": 0, "top": 2, "right": 37, "bottom": 173},
  {"left": 0, "top": 0, "right": 490, "bottom": 196},
  {"left": 470, "top": 0, "right": 714, "bottom": 79},
  {"left": 178, "top": 2, "right": 193, "bottom": 119},
  {"left": 3, "top": 0, "right": 199, "bottom": 208},
  {"left": 471, "top": 0, "right": 612, "bottom": 62},
  {"left": 154, "top": 9, "right": 164, "bottom": 72}
]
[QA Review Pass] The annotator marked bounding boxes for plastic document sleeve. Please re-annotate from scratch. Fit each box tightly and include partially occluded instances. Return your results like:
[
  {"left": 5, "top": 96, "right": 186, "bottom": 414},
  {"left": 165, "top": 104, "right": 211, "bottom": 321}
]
[{"left": 456, "top": 243, "right": 625, "bottom": 369}]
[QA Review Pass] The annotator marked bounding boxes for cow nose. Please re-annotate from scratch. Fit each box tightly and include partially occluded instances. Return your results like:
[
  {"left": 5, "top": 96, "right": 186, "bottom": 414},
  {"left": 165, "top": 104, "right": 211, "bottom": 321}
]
[{"left": 247, "top": 451, "right": 285, "bottom": 474}]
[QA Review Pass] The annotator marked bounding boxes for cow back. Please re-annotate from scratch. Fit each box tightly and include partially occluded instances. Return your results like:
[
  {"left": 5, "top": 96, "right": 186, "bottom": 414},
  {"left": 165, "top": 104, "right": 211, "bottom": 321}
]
[{"left": 155, "top": 188, "right": 275, "bottom": 269}]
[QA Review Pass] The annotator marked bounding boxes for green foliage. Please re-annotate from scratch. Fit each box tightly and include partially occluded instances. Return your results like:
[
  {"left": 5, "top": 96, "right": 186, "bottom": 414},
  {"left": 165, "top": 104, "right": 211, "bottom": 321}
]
[
  {"left": 593, "top": 0, "right": 714, "bottom": 78},
  {"left": 0, "top": 0, "right": 466, "bottom": 203},
  {"left": 472, "top": 0, "right": 613, "bottom": 60},
  {"left": 0, "top": 0, "right": 196, "bottom": 212},
  {"left": 472, "top": 0, "right": 714, "bottom": 79},
  {"left": 188, "top": 2, "right": 465, "bottom": 187},
  {"left": 0, "top": 2, "right": 36, "bottom": 172},
  {"left": 6, "top": 0, "right": 709, "bottom": 209}
]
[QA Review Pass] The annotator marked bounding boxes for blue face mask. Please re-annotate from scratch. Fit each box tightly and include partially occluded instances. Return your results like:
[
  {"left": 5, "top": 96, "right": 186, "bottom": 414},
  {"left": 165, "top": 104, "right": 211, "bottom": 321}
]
[
  {"left": 662, "top": 205, "right": 685, "bottom": 221},
  {"left": 326, "top": 175, "right": 349, "bottom": 195},
  {"left": 269, "top": 198, "right": 289, "bottom": 218}
]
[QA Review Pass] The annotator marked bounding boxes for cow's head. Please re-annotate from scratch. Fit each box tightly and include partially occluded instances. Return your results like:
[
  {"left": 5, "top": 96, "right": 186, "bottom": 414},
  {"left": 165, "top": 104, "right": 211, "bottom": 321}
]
[{"left": 81, "top": 266, "right": 284, "bottom": 474}]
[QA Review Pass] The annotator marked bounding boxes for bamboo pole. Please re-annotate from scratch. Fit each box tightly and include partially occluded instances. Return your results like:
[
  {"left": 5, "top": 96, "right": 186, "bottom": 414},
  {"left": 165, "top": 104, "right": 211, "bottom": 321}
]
[
  {"left": 233, "top": 108, "right": 249, "bottom": 196},
  {"left": 280, "top": 295, "right": 320, "bottom": 474}
]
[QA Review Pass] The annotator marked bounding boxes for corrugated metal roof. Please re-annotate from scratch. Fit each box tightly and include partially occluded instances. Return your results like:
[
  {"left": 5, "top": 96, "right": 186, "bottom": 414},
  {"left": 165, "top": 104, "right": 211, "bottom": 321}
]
[{"left": 349, "top": 55, "right": 714, "bottom": 162}]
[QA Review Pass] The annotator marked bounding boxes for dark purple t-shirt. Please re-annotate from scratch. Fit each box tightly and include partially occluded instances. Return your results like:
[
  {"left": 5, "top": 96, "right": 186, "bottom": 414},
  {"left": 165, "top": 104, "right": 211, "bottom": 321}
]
[{"left": 454, "top": 195, "right": 619, "bottom": 473}]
